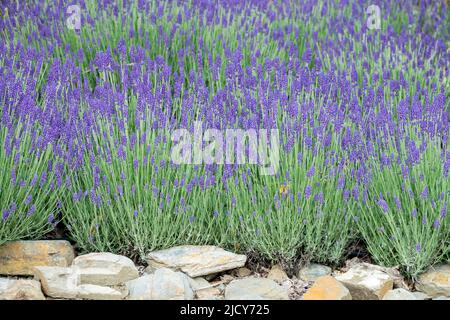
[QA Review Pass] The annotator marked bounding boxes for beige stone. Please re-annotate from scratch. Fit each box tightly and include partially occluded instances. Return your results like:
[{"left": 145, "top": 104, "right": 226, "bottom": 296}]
[
  {"left": 0, "top": 241, "right": 74, "bottom": 275},
  {"left": 147, "top": 245, "right": 246, "bottom": 277},
  {"left": 235, "top": 267, "right": 252, "bottom": 277},
  {"left": 416, "top": 264, "right": 450, "bottom": 298},
  {"left": 73, "top": 252, "right": 139, "bottom": 285},
  {"left": 225, "top": 277, "right": 289, "bottom": 300},
  {"left": 382, "top": 288, "right": 417, "bottom": 300},
  {"left": 267, "top": 264, "right": 289, "bottom": 283},
  {"left": 77, "top": 284, "right": 125, "bottom": 300},
  {"left": 0, "top": 278, "right": 45, "bottom": 300},
  {"left": 303, "top": 276, "right": 351, "bottom": 300},
  {"left": 335, "top": 263, "right": 393, "bottom": 300},
  {"left": 34, "top": 266, "right": 79, "bottom": 299}
]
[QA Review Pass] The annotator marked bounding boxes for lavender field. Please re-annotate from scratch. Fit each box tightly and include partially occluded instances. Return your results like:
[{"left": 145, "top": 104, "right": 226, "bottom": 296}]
[{"left": 0, "top": 0, "right": 449, "bottom": 279}]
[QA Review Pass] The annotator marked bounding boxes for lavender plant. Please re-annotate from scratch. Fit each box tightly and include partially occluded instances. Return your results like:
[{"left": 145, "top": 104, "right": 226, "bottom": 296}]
[{"left": 0, "top": 0, "right": 448, "bottom": 276}]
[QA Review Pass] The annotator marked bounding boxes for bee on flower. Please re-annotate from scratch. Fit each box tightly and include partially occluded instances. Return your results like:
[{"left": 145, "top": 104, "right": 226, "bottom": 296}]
[{"left": 279, "top": 184, "right": 290, "bottom": 196}]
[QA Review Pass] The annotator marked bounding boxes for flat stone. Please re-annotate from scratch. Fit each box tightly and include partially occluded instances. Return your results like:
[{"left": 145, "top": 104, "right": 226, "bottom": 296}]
[
  {"left": 126, "top": 268, "right": 194, "bottom": 300},
  {"left": 382, "top": 288, "right": 417, "bottom": 300},
  {"left": 0, "top": 241, "right": 75, "bottom": 275},
  {"left": 267, "top": 265, "right": 289, "bottom": 283},
  {"left": 416, "top": 264, "right": 450, "bottom": 297},
  {"left": 196, "top": 287, "right": 222, "bottom": 299},
  {"left": 412, "top": 291, "right": 430, "bottom": 300},
  {"left": 225, "top": 277, "right": 289, "bottom": 300},
  {"left": 34, "top": 266, "right": 79, "bottom": 299},
  {"left": 147, "top": 245, "right": 246, "bottom": 277},
  {"left": 303, "top": 276, "right": 351, "bottom": 300},
  {"left": 335, "top": 263, "right": 393, "bottom": 300},
  {"left": 77, "top": 284, "right": 125, "bottom": 300},
  {"left": 0, "top": 278, "right": 45, "bottom": 300},
  {"left": 432, "top": 296, "right": 450, "bottom": 300},
  {"left": 73, "top": 252, "right": 139, "bottom": 285},
  {"left": 187, "top": 277, "right": 222, "bottom": 299},
  {"left": 188, "top": 277, "right": 211, "bottom": 291},
  {"left": 298, "top": 264, "right": 332, "bottom": 282}
]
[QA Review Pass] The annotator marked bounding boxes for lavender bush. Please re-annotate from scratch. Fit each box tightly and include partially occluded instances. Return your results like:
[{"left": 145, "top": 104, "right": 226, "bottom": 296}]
[{"left": 0, "top": 0, "right": 448, "bottom": 277}]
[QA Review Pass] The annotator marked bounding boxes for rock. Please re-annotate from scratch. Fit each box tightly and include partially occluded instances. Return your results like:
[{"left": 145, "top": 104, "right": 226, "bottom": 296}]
[
  {"left": 220, "top": 274, "right": 235, "bottom": 284},
  {"left": 126, "top": 268, "right": 194, "bottom": 300},
  {"left": 0, "top": 278, "right": 45, "bottom": 300},
  {"left": 412, "top": 291, "right": 430, "bottom": 300},
  {"left": 187, "top": 277, "right": 222, "bottom": 299},
  {"left": 335, "top": 263, "right": 393, "bottom": 300},
  {"left": 432, "top": 296, "right": 450, "bottom": 300},
  {"left": 126, "top": 275, "right": 153, "bottom": 300},
  {"left": 298, "top": 264, "right": 332, "bottom": 282},
  {"left": 151, "top": 268, "right": 194, "bottom": 300},
  {"left": 302, "top": 276, "right": 351, "bottom": 300},
  {"left": 235, "top": 267, "right": 252, "bottom": 277},
  {"left": 204, "top": 273, "right": 219, "bottom": 281},
  {"left": 34, "top": 266, "right": 79, "bottom": 299},
  {"left": 0, "top": 241, "right": 75, "bottom": 276},
  {"left": 267, "top": 265, "right": 289, "bottom": 283},
  {"left": 196, "top": 287, "right": 222, "bottom": 300},
  {"left": 382, "top": 288, "right": 417, "bottom": 300},
  {"left": 147, "top": 245, "right": 246, "bottom": 277},
  {"left": 188, "top": 277, "right": 211, "bottom": 291},
  {"left": 73, "top": 252, "right": 139, "bottom": 285},
  {"left": 416, "top": 264, "right": 450, "bottom": 297},
  {"left": 144, "top": 265, "right": 158, "bottom": 274},
  {"left": 0, "top": 278, "right": 10, "bottom": 291},
  {"left": 225, "top": 277, "right": 289, "bottom": 300},
  {"left": 77, "top": 284, "right": 125, "bottom": 300}
]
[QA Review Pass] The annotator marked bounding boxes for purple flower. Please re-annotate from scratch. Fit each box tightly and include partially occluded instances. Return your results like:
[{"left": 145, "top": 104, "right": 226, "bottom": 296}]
[
  {"left": 415, "top": 243, "right": 422, "bottom": 253},
  {"left": 306, "top": 165, "right": 315, "bottom": 177},
  {"left": 377, "top": 198, "right": 389, "bottom": 213},
  {"left": 305, "top": 185, "right": 312, "bottom": 198},
  {"left": 421, "top": 186, "right": 429, "bottom": 199},
  {"left": 433, "top": 219, "right": 440, "bottom": 229},
  {"left": 441, "top": 203, "right": 447, "bottom": 218},
  {"left": 27, "top": 205, "right": 36, "bottom": 216}
]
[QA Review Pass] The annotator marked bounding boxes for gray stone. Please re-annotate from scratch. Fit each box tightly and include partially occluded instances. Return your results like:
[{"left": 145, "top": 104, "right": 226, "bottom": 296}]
[
  {"left": 335, "top": 263, "right": 393, "bottom": 300},
  {"left": 382, "top": 288, "right": 417, "bottom": 300},
  {"left": 432, "top": 296, "right": 450, "bottom": 300},
  {"left": 225, "top": 277, "right": 289, "bottom": 300},
  {"left": 126, "top": 268, "right": 194, "bottom": 300},
  {"left": 298, "top": 264, "right": 332, "bottom": 282},
  {"left": 412, "top": 291, "right": 430, "bottom": 300},
  {"left": 73, "top": 252, "right": 139, "bottom": 285},
  {"left": 416, "top": 264, "right": 450, "bottom": 298},
  {"left": 147, "top": 245, "right": 246, "bottom": 277}
]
